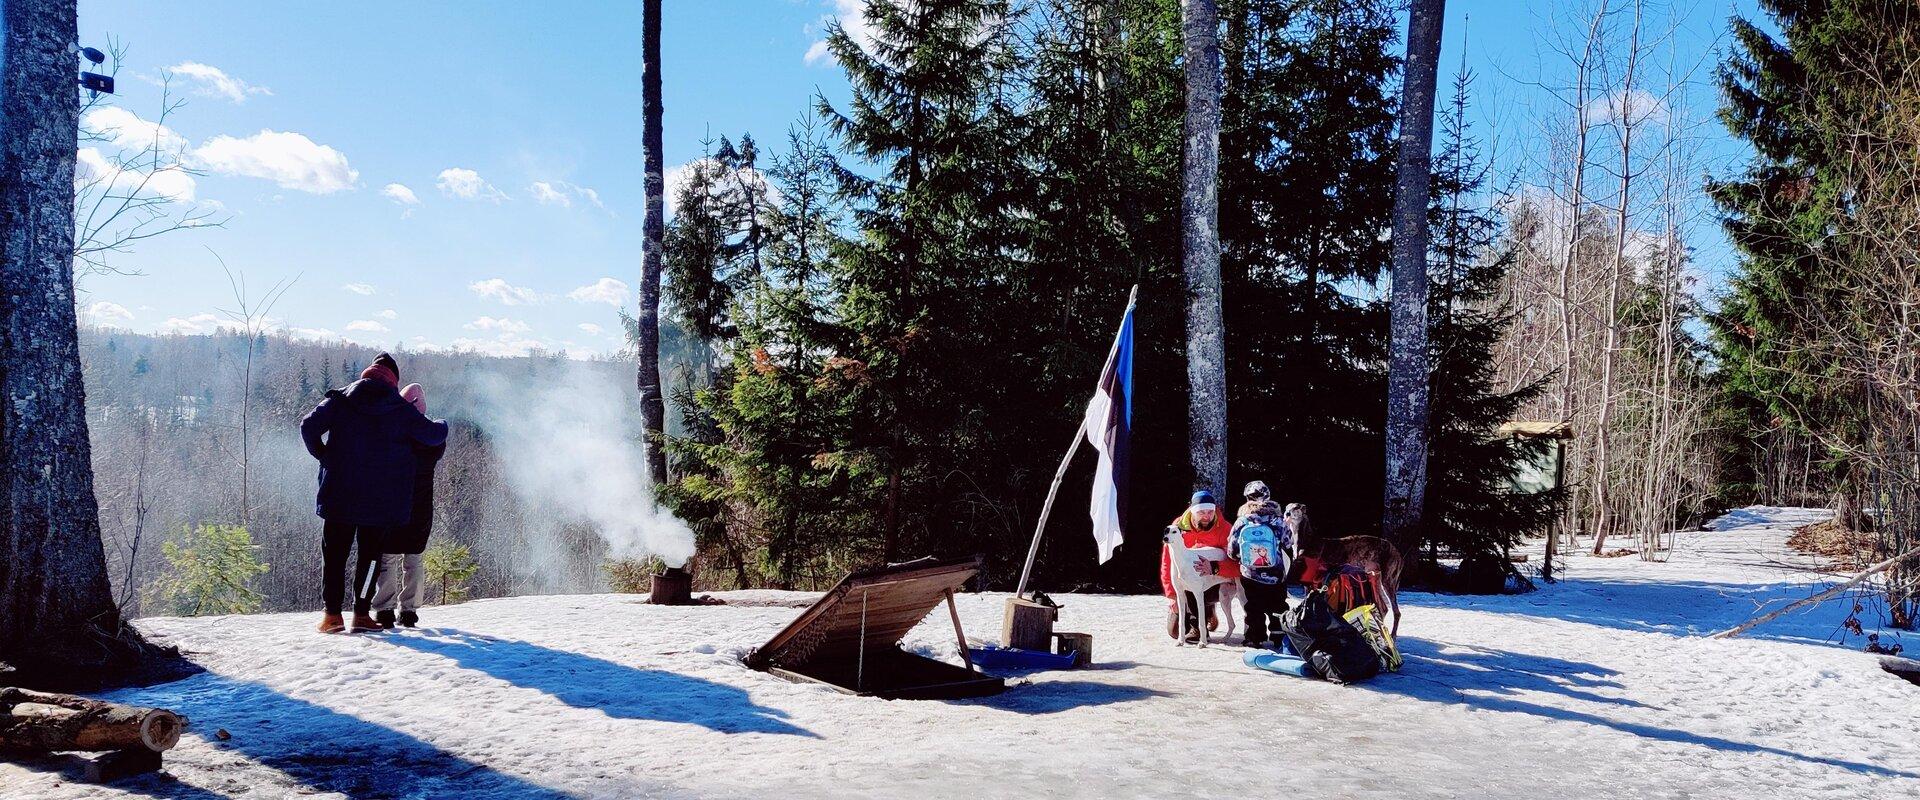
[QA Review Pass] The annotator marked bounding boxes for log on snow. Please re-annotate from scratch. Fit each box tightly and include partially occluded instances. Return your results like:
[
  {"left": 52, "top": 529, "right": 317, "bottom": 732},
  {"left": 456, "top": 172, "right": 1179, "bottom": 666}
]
[
  {"left": 1710, "top": 543, "right": 1920, "bottom": 640},
  {"left": 0, "top": 687, "right": 185, "bottom": 753},
  {"left": 1883, "top": 657, "right": 1920, "bottom": 687}
]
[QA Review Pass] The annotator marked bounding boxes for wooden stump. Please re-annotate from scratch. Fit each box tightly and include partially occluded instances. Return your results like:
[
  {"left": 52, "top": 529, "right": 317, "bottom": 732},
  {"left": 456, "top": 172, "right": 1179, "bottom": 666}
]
[
  {"left": 1053, "top": 632, "right": 1094, "bottom": 668},
  {"left": 1002, "top": 596, "right": 1057, "bottom": 651}
]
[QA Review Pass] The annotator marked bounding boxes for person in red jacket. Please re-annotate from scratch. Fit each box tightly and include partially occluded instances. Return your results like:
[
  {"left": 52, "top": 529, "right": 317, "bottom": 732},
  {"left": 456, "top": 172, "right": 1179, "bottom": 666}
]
[{"left": 1161, "top": 490, "right": 1239, "bottom": 640}]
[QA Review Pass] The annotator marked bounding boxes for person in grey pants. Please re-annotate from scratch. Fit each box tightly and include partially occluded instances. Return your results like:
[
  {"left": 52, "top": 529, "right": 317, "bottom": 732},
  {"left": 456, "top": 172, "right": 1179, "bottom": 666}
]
[{"left": 373, "top": 383, "right": 446, "bottom": 628}]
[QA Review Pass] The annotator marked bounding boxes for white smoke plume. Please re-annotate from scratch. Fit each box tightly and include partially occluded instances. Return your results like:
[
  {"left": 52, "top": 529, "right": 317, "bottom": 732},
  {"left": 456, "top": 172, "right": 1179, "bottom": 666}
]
[{"left": 466, "top": 362, "right": 695, "bottom": 569}]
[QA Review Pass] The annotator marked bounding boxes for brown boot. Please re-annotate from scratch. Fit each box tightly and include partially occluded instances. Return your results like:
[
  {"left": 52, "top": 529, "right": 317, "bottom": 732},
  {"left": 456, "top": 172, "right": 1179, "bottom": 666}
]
[
  {"left": 318, "top": 613, "right": 346, "bottom": 634},
  {"left": 350, "top": 612, "right": 384, "bottom": 633}
]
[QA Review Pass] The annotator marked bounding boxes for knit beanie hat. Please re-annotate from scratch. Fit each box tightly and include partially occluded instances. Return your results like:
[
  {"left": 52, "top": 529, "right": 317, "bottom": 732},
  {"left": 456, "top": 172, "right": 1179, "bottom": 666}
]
[{"left": 1189, "top": 490, "right": 1218, "bottom": 511}]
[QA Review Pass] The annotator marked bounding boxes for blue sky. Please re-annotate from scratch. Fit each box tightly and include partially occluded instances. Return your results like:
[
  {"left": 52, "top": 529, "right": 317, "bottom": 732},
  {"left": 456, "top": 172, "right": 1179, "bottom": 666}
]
[{"left": 74, "top": 1, "right": 1755, "bottom": 355}]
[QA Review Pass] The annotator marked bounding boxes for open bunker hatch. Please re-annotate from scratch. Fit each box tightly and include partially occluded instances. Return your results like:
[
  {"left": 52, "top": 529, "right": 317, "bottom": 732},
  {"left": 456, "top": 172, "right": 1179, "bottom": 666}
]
[{"left": 744, "top": 556, "right": 1007, "bottom": 700}]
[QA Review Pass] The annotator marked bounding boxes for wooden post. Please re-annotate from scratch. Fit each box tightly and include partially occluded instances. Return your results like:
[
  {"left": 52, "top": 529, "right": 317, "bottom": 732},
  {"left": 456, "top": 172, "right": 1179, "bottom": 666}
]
[
  {"left": 1014, "top": 425, "right": 1087, "bottom": 599},
  {"left": 856, "top": 589, "right": 869, "bottom": 691},
  {"left": 944, "top": 590, "right": 974, "bottom": 672}
]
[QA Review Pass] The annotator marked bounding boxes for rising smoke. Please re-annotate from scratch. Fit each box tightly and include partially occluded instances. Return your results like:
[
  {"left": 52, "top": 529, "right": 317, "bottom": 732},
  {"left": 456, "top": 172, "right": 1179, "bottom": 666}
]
[{"left": 464, "top": 362, "right": 696, "bottom": 570}]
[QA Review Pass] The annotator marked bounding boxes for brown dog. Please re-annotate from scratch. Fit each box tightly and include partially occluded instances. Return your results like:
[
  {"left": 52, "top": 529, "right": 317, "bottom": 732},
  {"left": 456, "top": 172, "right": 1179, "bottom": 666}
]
[{"left": 1286, "top": 503, "right": 1404, "bottom": 637}]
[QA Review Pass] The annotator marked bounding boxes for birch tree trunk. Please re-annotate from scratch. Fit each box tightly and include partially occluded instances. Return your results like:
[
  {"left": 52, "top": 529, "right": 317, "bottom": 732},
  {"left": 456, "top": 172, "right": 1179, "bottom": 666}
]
[
  {"left": 0, "top": 0, "right": 174, "bottom": 690},
  {"left": 1180, "top": 0, "right": 1227, "bottom": 493},
  {"left": 636, "top": 0, "right": 669, "bottom": 487},
  {"left": 1591, "top": 1, "right": 1642, "bottom": 554},
  {"left": 1383, "top": 0, "right": 1445, "bottom": 552}
]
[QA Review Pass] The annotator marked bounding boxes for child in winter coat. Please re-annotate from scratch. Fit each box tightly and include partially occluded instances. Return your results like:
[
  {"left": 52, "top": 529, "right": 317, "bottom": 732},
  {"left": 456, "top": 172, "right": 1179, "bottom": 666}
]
[
  {"left": 370, "top": 383, "right": 446, "bottom": 629},
  {"left": 1161, "top": 490, "right": 1239, "bottom": 641},
  {"left": 1230, "top": 481, "right": 1295, "bottom": 647}
]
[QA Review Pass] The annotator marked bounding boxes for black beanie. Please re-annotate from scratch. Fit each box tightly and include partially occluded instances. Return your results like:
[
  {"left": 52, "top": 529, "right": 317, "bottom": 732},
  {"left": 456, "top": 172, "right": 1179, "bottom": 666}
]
[{"left": 373, "top": 352, "right": 400, "bottom": 382}]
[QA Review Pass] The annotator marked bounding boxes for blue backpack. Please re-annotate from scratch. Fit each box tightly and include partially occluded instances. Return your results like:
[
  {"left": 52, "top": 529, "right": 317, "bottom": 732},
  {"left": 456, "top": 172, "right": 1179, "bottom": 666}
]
[{"left": 1234, "top": 518, "right": 1291, "bottom": 576}]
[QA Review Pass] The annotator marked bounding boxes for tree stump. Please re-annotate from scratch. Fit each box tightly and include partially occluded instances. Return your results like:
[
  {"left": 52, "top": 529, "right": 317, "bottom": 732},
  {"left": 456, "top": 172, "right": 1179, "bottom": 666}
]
[{"left": 1002, "top": 596, "right": 1057, "bottom": 651}]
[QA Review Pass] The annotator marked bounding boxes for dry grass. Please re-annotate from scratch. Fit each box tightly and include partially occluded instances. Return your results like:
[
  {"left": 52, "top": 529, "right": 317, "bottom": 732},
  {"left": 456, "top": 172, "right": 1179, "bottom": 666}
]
[{"left": 1787, "top": 519, "right": 1875, "bottom": 571}]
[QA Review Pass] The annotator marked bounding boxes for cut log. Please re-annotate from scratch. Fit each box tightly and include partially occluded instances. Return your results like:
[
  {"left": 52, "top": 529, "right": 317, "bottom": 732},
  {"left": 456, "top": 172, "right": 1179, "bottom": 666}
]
[
  {"left": 1002, "top": 596, "right": 1058, "bottom": 652},
  {"left": 0, "top": 688, "right": 185, "bottom": 753},
  {"left": 1883, "top": 657, "right": 1920, "bottom": 687}
]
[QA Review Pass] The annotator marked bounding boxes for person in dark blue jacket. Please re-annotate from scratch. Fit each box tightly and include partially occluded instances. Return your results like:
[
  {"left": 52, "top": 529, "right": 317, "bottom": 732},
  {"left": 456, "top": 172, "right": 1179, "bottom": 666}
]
[{"left": 300, "top": 353, "right": 448, "bottom": 633}]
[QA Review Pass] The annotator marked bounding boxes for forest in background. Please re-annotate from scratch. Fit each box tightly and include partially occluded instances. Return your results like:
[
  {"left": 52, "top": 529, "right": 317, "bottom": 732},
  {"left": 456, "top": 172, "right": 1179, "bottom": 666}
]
[
  {"left": 78, "top": 326, "right": 709, "bottom": 616},
  {"left": 59, "top": 0, "right": 1920, "bottom": 633}
]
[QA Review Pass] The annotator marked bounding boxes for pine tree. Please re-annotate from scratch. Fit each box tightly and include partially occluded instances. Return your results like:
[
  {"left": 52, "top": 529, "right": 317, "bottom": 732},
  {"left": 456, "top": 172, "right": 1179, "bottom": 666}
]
[
  {"left": 1220, "top": 0, "right": 1399, "bottom": 537},
  {"left": 818, "top": 0, "right": 1030, "bottom": 563},
  {"left": 1423, "top": 63, "right": 1561, "bottom": 577}
]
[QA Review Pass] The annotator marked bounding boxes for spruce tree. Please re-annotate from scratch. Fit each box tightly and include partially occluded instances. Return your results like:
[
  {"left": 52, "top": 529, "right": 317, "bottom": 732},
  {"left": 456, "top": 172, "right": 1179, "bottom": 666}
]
[
  {"left": 818, "top": 0, "right": 1030, "bottom": 563},
  {"left": 1220, "top": 0, "right": 1399, "bottom": 536},
  {"left": 1423, "top": 63, "right": 1560, "bottom": 576},
  {"left": 1709, "top": 0, "right": 1871, "bottom": 506}
]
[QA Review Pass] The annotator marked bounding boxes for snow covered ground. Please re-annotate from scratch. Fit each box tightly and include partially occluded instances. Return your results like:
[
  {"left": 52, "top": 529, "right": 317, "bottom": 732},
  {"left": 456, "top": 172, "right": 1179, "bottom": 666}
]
[{"left": 5, "top": 506, "right": 1917, "bottom": 799}]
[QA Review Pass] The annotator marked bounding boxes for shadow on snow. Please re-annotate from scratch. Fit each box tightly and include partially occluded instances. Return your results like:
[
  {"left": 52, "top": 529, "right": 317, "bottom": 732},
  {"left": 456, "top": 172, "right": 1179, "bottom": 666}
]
[
  {"left": 80, "top": 671, "right": 577, "bottom": 799},
  {"left": 1365, "top": 637, "right": 1918, "bottom": 780},
  {"left": 384, "top": 629, "right": 817, "bottom": 738},
  {"left": 1411, "top": 576, "right": 1865, "bottom": 643}
]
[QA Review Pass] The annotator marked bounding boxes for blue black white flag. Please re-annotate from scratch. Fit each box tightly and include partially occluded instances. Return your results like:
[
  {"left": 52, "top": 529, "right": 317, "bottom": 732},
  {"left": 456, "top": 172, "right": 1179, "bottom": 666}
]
[{"left": 1082, "top": 287, "right": 1136, "bottom": 564}]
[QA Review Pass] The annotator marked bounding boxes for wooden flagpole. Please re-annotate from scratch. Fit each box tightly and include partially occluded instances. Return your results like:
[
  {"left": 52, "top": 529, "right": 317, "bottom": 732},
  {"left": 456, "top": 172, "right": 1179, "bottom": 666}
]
[{"left": 1012, "top": 286, "right": 1139, "bottom": 600}]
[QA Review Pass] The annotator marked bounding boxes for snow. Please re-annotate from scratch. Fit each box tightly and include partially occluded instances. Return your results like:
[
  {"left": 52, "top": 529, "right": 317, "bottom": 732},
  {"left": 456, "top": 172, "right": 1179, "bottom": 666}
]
[{"left": 5, "top": 506, "right": 1918, "bottom": 799}]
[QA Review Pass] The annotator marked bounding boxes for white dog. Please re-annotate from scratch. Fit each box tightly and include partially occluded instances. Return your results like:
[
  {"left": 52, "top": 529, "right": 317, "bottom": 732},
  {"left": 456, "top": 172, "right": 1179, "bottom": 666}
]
[{"left": 1164, "top": 529, "right": 1239, "bottom": 647}]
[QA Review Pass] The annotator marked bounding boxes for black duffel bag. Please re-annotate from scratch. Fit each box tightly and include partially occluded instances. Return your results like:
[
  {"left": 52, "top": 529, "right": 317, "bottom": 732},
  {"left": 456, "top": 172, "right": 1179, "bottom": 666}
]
[{"left": 1277, "top": 587, "right": 1382, "bottom": 685}]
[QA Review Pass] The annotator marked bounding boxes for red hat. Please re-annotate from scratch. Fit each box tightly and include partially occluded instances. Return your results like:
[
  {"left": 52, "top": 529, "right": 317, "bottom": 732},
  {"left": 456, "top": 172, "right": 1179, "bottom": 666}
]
[{"left": 360, "top": 363, "right": 398, "bottom": 386}]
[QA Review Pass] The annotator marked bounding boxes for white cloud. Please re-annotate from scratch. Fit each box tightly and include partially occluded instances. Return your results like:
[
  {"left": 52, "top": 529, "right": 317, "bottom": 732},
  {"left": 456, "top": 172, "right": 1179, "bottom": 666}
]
[
  {"left": 531, "top": 181, "right": 569, "bottom": 206},
  {"left": 82, "top": 107, "right": 188, "bottom": 153},
  {"left": 82, "top": 301, "right": 134, "bottom": 326},
  {"left": 377, "top": 308, "right": 398, "bottom": 320},
  {"left": 346, "top": 319, "right": 389, "bottom": 332},
  {"left": 194, "top": 130, "right": 358, "bottom": 193},
  {"left": 342, "top": 283, "right": 377, "bottom": 295},
  {"left": 157, "top": 313, "right": 231, "bottom": 335},
  {"left": 806, "top": 0, "right": 877, "bottom": 66},
  {"left": 465, "top": 316, "right": 532, "bottom": 334},
  {"left": 76, "top": 147, "right": 197, "bottom": 202},
  {"left": 804, "top": 39, "right": 833, "bottom": 66},
  {"left": 286, "top": 326, "right": 339, "bottom": 342},
  {"left": 578, "top": 322, "right": 605, "bottom": 336},
  {"left": 162, "top": 62, "right": 272, "bottom": 103},
  {"left": 530, "top": 180, "right": 606, "bottom": 210},
  {"left": 437, "top": 168, "right": 508, "bottom": 202},
  {"left": 567, "top": 277, "right": 629, "bottom": 306},
  {"left": 381, "top": 183, "right": 420, "bottom": 205},
  {"left": 1584, "top": 88, "right": 1669, "bottom": 128},
  {"left": 664, "top": 158, "right": 775, "bottom": 218},
  {"left": 447, "top": 336, "right": 548, "bottom": 357},
  {"left": 469, "top": 278, "right": 542, "bottom": 306}
]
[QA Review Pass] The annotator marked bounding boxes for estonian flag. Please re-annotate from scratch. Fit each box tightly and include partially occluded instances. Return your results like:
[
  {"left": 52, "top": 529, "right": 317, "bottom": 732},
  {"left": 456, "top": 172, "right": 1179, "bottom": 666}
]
[{"left": 1082, "top": 287, "right": 1136, "bottom": 564}]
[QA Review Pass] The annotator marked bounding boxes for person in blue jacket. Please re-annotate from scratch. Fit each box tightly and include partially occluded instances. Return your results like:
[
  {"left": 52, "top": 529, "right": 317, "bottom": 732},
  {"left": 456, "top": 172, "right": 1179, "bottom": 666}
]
[{"left": 300, "top": 353, "right": 448, "bottom": 633}]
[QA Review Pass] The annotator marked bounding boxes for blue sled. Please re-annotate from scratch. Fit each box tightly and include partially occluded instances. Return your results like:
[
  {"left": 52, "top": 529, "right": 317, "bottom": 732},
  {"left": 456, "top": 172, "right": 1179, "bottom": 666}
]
[
  {"left": 967, "top": 646, "right": 1080, "bottom": 671},
  {"left": 1245, "top": 649, "right": 1316, "bottom": 678}
]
